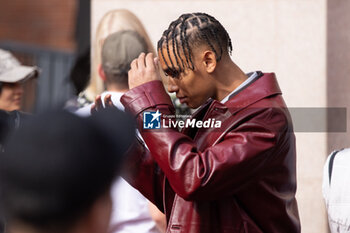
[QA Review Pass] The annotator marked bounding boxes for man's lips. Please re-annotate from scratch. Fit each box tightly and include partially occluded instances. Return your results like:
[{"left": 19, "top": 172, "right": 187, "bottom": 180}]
[
  {"left": 177, "top": 96, "right": 188, "bottom": 104},
  {"left": 13, "top": 98, "right": 21, "bottom": 104}
]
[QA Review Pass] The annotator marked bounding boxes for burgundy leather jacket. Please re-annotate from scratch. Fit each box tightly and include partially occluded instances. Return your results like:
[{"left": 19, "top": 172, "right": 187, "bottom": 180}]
[{"left": 121, "top": 73, "right": 300, "bottom": 233}]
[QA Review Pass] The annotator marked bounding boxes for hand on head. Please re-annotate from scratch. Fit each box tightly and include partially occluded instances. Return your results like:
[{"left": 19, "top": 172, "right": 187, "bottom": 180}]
[
  {"left": 91, "top": 52, "right": 161, "bottom": 114},
  {"left": 128, "top": 53, "right": 162, "bottom": 89}
]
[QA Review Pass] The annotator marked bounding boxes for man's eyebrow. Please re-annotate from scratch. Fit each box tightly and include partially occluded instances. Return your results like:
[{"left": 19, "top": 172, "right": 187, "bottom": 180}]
[
  {"left": 163, "top": 68, "right": 172, "bottom": 73},
  {"left": 164, "top": 67, "right": 181, "bottom": 73},
  {"left": 162, "top": 68, "right": 181, "bottom": 78}
]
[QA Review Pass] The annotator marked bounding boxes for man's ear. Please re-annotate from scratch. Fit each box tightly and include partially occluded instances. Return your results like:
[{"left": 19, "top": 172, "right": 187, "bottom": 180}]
[
  {"left": 98, "top": 64, "right": 107, "bottom": 82},
  {"left": 202, "top": 50, "right": 217, "bottom": 74}
]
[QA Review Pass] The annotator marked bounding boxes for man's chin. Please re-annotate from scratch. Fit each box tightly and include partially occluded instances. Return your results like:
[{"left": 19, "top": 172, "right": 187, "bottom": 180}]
[
  {"left": 9, "top": 105, "right": 21, "bottom": 112},
  {"left": 187, "top": 102, "right": 200, "bottom": 109}
]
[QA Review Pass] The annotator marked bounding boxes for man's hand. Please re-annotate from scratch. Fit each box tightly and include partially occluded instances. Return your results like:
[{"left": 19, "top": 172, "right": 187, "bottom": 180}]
[
  {"left": 128, "top": 53, "right": 162, "bottom": 89},
  {"left": 90, "top": 94, "right": 114, "bottom": 115}
]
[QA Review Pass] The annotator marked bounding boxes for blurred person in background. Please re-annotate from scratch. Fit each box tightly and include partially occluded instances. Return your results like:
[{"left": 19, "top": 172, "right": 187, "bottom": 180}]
[
  {"left": 0, "top": 48, "right": 38, "bottom": 112},
  {"left": 77, "top": 9, "right": 166, "bottom": 233},
  {"left": 81, "top": 9, "right": 154, "bottom": 103},
  {"left": 0, "top": 48, "right": 39, "bottom": 233},
  {"left": 64, "top": 48, "right": 91, "bottom": 112},
  {"left": 0, "top": 48, "right": 39, "bottom": 149},
  {"left": 0, "top": 108, "right": 135, "bottom": 233},
  {"left": 323, "top": 148, "right": 350, "bottom": 233}
]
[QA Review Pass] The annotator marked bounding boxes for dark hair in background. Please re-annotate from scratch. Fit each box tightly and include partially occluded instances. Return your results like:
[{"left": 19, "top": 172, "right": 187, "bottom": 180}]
[
  {"left": 102, "top": 30, "right": 148, "bottom": 87},
  {"left": 0, "top": 109, "right": 134, "bottom": 232},
  {"left": 69, "top": 48, "right": 90, "bottom": 95},
  {"left": 157, "top": 12, "right": 233, "bottom": 78}
]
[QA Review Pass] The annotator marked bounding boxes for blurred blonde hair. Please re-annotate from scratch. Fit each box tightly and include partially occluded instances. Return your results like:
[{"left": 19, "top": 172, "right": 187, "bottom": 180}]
[{"left": 84, "top": 9, "right": 155, "bottom": 101}]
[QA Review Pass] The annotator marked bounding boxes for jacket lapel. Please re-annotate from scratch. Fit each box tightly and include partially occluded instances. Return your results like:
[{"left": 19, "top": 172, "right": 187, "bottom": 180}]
[{"left": 181, "top": 99, "right": 213, "bottom": 138}]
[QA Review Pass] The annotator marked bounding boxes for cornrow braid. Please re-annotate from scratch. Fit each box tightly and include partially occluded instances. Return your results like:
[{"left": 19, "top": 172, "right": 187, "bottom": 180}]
[
  {"left": 200, "top": 16, "right": 223, "bottom": 61},
  {"left": 158, "top": 31, "right": 171, "bottom": 71},
  {"left": 170, "top": 21, "right": 182, "bottom": 72},
  {"left": 189, "top": 17, "right": 219, "bottom": 61},
  {"left": 179, "top": 15, "right": 192, "bottom": 70},
  {"left": 165, "top": 29, "right": 176, "bottom": 70},
  {"left": 173, "top": 24, "right": 185, "bottom": 71},
  {"left": 201, "top": 12, "right": 233, "bottom": 55},
  {"left": 157, "top": 12, "right": 233, "bottom": 77},
  {"left": 182, "top": 19, "right": 195, "bottom": 70}
]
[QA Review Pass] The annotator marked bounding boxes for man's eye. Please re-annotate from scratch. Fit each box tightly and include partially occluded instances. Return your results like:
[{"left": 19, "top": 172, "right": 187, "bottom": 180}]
[
  {"left": 164, "top": 69, "right": 181, "bottom": 79},
  {"left": 171, "top": 70, "right": 180, "bottom": 79}
]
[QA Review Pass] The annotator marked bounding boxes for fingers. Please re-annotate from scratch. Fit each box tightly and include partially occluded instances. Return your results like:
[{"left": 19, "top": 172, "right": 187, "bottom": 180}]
[
  {"left": 138, "top": 52, "right": 146, "bottom": 68},
  {"left": 153, "top": 56, "right": 159, "bottom": 70},
  {"left": 128, "top": 69, "right": 133, "bottom": 87},
  {"left": 145, "top": 53, "right": 155, "bottom": 70},
  {"left": 104, "top": 94, "right": 114, "bottom": 108},
  {"left": 128, "top": 52, "right": 161, "bottom": 89},
  {"left": 95, "top": 95, "right": 103, "bottom": 111},
  {"left": 131, "top": 53, "right": 154, "bottom": 71},
  {"left": 131, "top": 52, "right": 146, "bottom": 71},
  {"left": 90, "top": 95, "right": 102, "bottom": 114},
  {"left": 130, "top": 58, "right": 138, "bottom": 70},
  {"left": 91, "top": 94, "right": 115, "bottom": 114},
  {"left": 90, "top": 103, "right": 97, "bottom": 115},
  {"left": 104, "top": 94, "right": 110, "bottom": 104}
]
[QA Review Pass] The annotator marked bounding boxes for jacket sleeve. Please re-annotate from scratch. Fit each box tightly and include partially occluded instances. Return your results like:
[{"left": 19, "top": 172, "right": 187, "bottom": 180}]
[
  {"left": 121, "top": 80, "right": 287, "bottom": 201},
  {"left": 121, "top": 136, "right": 165, "bottom": 211}
]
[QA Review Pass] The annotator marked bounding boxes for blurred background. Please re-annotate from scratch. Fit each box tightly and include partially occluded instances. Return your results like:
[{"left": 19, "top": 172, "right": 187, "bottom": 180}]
[
  {"left": 1, "top": 0, "right": 350, "bottom": 232},
  {"left": 0, "top": 0, "right": 90, "bottom": 113}
]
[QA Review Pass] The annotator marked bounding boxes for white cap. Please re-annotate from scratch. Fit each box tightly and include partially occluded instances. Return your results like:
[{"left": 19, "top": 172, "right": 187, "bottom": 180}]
[{"left": 0, "top": 49, "right": 38, "bottom": 83}]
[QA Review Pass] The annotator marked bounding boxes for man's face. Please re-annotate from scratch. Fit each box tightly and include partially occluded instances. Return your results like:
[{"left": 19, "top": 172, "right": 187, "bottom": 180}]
[
  {"left": 158, "top": 47, "right": 215, "bottom": 109},
  {"left": 0, "top": 82, "right": 24, "bottom": 111}
]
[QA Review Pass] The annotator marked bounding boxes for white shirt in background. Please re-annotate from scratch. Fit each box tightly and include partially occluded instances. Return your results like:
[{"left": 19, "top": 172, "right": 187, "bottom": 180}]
[
  {"left": 75, "top": 91, "right": 160, "bottom": 233},
  {"left": 323, "top": 148, "right": 350, "bottom": 233}
]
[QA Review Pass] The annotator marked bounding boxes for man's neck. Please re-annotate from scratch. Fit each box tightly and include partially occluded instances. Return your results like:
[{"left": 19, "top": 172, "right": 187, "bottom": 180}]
[
  {"left": 212, "top": 56, "right": 248, "bottom": 102},
  {"left": 105, "top": 83, "right": 129, "bottom": 93}
]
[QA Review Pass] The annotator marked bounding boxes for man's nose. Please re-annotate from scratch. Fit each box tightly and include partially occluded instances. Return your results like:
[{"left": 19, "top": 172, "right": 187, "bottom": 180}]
[
  {"left": 167, "top": 78, "right": 179, "bottom": 93},
  {"left": 14, "top": 83, "right": 24, "bottom": 94}
]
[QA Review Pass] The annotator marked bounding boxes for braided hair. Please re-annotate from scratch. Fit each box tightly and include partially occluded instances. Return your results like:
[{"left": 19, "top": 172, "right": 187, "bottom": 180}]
[{"left": 157, "top": 13, "right": 233, "bottom": 78}]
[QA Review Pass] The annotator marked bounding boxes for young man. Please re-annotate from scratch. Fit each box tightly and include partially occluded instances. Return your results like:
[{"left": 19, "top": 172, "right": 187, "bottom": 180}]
[
  {"left": 119, "top": 13, "right": 300, "bottom": 232},
  {"left": 0, "top": 108, "right": 135, "bottom": 233}
]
